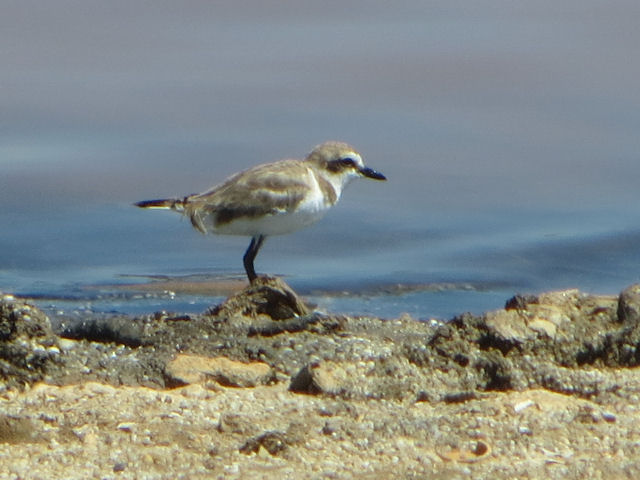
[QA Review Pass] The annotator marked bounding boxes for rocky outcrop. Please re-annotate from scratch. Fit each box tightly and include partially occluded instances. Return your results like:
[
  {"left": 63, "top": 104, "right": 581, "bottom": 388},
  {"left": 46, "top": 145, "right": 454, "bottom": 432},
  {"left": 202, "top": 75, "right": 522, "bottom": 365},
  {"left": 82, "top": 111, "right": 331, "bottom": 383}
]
[
  {"left": 2, "top": 284, "right": 640, "bottom": 478},
  {"left": 3, "top": 283, "right": 640, "bottom": 401},
  {"left": 0, "top": 294, "right": 60, "bottom": 390}
]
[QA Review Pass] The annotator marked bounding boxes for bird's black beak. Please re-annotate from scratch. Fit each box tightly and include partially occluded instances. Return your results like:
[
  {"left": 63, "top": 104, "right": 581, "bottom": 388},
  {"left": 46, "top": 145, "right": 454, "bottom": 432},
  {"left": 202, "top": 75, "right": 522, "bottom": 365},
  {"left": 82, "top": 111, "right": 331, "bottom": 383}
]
[{"left": 359, "top": 166, "right": 386, "bottom": 181}]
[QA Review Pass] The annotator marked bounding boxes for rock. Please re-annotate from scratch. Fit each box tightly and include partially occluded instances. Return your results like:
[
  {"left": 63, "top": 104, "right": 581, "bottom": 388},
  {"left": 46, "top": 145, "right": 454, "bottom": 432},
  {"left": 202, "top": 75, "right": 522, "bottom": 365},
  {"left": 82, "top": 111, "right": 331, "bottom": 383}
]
[
  {"left": 288, "top": 364, "right": 316, "bottom": 393},
  {"left": 59, "top": 315, "right": 147, "bottom": 347},
  {"left": 0, "top": 294, "right": 59, "bottom": 390},
  {"left": 0, "top": 414, "right": 36, "bottom": 444},
  {"left": 527, "top": 318, "right": 557, "bottom": 338},
  {"left": 217, "top": 412, "right": 259, "bottom": 435},
  {"left": 504, "top": 293, "right": 538, "bottom": 310},
  {"left": 289, "top": 362, "right": 346, "bottom": 395},
  {"left": 239, "top": 431, "right": 289, "bottom": 456},
  {"left": 209, "top": 276, "right": 309, "bottom": 320},
  {"left": 0, "top": 294, "right": 55, "bottom": 342},
  {"left": 617, "top": 284, "right": 640, "bottom": 324},
  {"left": 537, "top": 288, "right": 583, "bottom": 309},
  {"left": 484, "top": 310, "right": 533, "bottom": 344},
  {"left": 289, "top": 355, "right": 429, "bottom": 400},
  {"left": 165, "top": 354, "right": 274, "bottom": 388}
]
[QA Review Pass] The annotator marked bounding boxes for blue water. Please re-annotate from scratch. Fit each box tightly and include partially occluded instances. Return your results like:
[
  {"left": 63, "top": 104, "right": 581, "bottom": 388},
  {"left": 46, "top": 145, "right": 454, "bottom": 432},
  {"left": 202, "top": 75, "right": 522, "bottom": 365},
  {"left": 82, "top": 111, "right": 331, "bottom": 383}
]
[{"left": 2, "top": 1, "right": 640, "bottom": 320}]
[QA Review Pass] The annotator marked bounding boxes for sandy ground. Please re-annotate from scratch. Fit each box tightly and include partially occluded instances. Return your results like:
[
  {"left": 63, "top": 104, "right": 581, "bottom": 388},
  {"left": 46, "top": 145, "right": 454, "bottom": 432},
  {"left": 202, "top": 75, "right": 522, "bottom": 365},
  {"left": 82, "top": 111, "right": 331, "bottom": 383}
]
[{"left": 2, "top": 379, "right": 639, "bottom": 480}]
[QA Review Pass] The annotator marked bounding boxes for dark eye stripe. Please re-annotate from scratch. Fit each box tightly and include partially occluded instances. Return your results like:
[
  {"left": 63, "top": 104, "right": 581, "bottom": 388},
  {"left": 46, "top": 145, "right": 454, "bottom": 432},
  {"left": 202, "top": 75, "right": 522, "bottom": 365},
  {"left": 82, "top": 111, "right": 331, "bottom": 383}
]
[{"left": 327, "top": 157, "right": 356, "bottom": 173}]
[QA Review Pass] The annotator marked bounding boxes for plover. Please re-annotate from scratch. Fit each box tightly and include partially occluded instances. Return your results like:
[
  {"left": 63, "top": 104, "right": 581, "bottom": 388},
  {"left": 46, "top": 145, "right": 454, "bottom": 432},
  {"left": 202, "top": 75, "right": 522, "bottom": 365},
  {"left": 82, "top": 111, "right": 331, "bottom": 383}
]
[{"left": 135, "top": 141, "right": 386, "bottom": 283}]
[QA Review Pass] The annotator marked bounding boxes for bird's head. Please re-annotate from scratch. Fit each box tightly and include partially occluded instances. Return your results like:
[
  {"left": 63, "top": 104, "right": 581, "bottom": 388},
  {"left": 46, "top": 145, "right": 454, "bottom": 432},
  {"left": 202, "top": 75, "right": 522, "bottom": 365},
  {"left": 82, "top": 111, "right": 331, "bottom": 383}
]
[{"left": 305, "top": 141, "right": 386, "bottom": 192}]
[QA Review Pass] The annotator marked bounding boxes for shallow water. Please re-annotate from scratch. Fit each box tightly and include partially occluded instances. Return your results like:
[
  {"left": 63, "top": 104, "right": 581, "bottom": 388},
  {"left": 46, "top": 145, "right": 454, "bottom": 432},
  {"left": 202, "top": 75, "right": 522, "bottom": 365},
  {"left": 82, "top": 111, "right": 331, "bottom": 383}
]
[{"left": 2, "top": 1, "right": 640, "bottom": 320}]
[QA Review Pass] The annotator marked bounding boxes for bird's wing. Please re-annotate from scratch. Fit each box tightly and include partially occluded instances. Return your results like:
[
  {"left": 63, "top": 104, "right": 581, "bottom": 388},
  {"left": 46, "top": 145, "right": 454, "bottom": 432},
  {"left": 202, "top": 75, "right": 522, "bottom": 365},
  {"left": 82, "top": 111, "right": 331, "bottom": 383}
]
[{"left": 185, "top": 160, "right": 312, "bottom": 231}]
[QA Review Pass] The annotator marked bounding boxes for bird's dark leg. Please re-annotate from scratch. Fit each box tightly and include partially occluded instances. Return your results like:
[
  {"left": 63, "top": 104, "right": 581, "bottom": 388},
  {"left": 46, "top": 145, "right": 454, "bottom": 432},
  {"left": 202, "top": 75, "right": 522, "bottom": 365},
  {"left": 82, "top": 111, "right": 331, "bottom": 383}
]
[{"left": 243, "top": 235, "right": 266, "bottom": 283}]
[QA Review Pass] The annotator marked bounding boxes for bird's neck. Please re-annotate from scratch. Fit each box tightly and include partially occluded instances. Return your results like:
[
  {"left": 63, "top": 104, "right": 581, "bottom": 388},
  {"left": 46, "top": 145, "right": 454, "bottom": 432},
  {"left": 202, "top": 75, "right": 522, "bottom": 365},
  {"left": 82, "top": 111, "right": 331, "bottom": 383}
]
[{"left": 309, "top": 169, "right": 343, "bottom": 206}]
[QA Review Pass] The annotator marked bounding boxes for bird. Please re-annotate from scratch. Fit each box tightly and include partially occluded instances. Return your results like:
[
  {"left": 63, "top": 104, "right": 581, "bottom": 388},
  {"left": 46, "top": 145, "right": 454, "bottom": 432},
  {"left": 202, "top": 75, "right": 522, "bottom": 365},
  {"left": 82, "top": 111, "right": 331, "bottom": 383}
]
[{"left": 135, "top": 141, "right": 386, "bottom": 283}]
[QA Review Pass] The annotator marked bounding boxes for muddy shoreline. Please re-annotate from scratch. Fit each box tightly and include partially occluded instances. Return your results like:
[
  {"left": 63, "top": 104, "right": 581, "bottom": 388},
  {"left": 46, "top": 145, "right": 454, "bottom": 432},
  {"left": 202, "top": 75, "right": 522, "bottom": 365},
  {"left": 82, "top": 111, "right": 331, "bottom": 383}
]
[{"left": 2, "top": 278, "right": 640, "bottom": 479}]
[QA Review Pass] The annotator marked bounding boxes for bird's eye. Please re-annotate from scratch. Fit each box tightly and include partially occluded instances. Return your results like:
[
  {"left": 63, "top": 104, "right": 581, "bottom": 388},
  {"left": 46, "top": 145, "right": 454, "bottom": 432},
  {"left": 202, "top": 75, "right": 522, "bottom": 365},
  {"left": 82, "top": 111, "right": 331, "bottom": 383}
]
[
  {"left": 327, "top": 157, "right": 357, "bottom": 173},
  {"left": 339, "top": 158, "right": 355, "bottom": 167}
]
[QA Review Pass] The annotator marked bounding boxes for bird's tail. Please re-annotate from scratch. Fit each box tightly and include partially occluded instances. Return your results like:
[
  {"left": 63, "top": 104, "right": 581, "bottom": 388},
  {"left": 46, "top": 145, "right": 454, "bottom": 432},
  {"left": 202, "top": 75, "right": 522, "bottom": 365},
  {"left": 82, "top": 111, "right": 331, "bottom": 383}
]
[{"left": 134, "top": 196, "right": 189, "bottom": 212}]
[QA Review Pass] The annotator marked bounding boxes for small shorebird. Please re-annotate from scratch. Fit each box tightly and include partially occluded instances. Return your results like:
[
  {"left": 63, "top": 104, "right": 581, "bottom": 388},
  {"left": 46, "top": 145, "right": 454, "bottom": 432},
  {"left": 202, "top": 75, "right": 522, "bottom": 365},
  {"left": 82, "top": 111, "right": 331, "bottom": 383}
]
[{"left": 135, "top": 141, "right": 386, "bottom": 283}]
